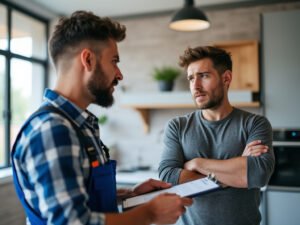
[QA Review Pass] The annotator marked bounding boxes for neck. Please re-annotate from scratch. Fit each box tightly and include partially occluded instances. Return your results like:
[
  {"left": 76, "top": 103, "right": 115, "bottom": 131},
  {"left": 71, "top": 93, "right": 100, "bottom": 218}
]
[
  {"left": 202, "top": 99, "right": 233, "bottom": 121},
  {"left": 54, "top": 71, "right": 91, "bottom": 110}
]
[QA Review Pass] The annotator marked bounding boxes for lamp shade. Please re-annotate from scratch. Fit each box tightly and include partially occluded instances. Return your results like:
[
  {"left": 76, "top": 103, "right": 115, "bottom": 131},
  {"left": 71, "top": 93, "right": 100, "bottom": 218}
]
[{"left": 169, "top": 0, "right": 210, "bottom": 31}]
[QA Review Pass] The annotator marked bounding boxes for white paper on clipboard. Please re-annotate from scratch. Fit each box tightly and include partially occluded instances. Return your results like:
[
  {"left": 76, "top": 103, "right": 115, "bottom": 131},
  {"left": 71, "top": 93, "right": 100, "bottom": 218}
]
[{"left": 122, "top": 176, "right": 220, "bottom": 209}]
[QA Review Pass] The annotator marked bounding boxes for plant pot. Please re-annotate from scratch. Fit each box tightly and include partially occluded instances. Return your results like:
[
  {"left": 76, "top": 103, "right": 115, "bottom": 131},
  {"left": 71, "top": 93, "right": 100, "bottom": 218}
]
[{"left": 158, "top": 80, "right": 174, "bottom": 92}]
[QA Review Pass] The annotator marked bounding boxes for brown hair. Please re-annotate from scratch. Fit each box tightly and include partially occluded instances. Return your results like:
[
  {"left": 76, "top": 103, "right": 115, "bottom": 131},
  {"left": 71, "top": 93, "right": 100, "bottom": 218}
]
[
  {"left": 179, "top": 46, "right": 232, "bottom": 75},
  {"left": 49, "top": 10, "right": 126, "bottom": 66}
]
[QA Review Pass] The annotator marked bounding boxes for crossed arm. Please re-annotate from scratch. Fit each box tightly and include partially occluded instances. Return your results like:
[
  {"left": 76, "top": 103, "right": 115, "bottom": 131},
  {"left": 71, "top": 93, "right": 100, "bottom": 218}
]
[{"left": 179, "top": 140, "right": 269, "bottom": 188}]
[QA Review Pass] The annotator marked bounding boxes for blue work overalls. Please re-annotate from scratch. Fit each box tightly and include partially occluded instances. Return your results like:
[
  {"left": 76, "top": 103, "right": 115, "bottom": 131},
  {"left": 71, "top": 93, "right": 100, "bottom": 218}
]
[{"left": 11, "top": 105, "right": 118, "bottom": 225}]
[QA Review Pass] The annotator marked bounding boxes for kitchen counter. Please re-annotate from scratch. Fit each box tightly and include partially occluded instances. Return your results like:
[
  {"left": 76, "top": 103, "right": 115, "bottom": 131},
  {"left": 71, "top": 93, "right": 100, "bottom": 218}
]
[{"left": 116, "top": 170, "right": 158, "bottom": 185}]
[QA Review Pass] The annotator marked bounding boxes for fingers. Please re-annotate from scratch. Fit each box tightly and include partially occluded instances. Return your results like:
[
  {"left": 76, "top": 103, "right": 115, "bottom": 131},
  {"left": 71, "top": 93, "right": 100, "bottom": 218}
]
[
  {"left": 150, "top": 194, "right": 193, "bottom": 224},
  {"left": 159, "top": 194, "right": 193, "bottom": 207},
  {"left": 181, "top": 197, "right": 193, "bottom": 206},
  {"left": 150, "top": 179, "right": 172, "bottom": 189},
  {"left": 132, "top": 179, "right": 172, "bottom": 196},
  {"left": 247, "top": 140, "right": 263, "bottom": 147},
  {"left": 117, "top": 188, "right": 132, "bottom": 199},
  {"left": 183, "top": 163, "right": 189, "bottom": 170},
  {"left": 249, "top": 145, "right": 269, "bottom": 156},
  {"left": 184, "top": 158, "right": 198, "bottom": 171},
  {"left": 243, "top": 140, "right": 269, "bottom": 157}
]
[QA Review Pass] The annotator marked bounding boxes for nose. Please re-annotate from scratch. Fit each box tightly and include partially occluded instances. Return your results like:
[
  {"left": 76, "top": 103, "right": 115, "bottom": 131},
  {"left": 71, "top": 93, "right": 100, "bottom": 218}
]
[
  {"left": 116, "top": 67, "right": 123, "bottom": 80},
  {"left": 191, "top": 75, "right": 202, "bottom": 89}
]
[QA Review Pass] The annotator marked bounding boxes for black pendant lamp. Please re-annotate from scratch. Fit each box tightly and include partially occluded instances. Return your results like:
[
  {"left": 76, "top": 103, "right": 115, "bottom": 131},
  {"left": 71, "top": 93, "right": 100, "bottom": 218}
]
[{"left": 169, "top": 0, "right": 210, "bottom": 31}]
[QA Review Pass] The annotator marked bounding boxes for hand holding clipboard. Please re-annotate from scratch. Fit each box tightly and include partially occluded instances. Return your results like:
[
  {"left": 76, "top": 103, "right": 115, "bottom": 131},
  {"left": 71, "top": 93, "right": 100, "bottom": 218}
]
[{"left": 122, "top": 175, "right": 221, "bottom": 209}]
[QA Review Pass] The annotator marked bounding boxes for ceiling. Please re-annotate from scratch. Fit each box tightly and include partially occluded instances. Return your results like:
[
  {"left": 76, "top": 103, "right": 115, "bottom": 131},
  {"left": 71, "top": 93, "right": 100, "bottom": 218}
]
[{"left": 28, "top": 0, "right": 263, "bottom": 18}]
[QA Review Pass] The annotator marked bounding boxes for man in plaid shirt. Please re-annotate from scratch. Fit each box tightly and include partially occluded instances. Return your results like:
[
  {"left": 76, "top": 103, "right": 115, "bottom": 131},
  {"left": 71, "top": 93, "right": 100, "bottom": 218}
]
[{"left": 11, "top": 11, "right": 192, "bottom": 225}]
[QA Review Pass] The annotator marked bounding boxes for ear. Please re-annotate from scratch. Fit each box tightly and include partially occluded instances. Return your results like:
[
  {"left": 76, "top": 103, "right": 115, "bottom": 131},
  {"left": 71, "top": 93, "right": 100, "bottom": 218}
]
[
  {"left": 222, "top": 70, "right": 232, "bottom": 89},
  {"left": 80, "top": 48, "right": 95, "bottom": 72}
]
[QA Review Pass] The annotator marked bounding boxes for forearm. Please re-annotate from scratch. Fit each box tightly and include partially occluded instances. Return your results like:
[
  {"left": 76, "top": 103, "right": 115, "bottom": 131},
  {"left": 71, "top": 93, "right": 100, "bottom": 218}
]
[
  {"left": 178, "top": 169, "right": 206, "bottom": 184},
  {"left": 186, "top": 157, "right": 248, "bottom": 188}
]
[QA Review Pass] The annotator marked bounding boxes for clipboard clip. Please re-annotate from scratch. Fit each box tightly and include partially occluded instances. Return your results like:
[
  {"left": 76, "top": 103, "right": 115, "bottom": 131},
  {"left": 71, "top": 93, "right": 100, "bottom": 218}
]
[{"left": 208, "top": 173, "right": 218, "bottom": 184}]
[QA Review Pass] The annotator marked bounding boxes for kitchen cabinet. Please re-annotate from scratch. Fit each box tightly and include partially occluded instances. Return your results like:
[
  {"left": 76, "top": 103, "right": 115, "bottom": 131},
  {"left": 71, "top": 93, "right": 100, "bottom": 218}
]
[
  {"left": 264, "top": 187, "right": 300, "bottom": 225},
  {"left": 214, "top": 40, "right": 259, "bottom": 92},
  {"left": 262, "top": 9, "right": 300, "bottom": 129}
]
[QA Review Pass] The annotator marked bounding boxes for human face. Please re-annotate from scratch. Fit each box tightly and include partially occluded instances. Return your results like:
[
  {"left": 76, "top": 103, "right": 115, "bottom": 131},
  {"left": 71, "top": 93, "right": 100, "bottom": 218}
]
[
  {"left": 88, "top": 39, "right": 123, "bottom": 107},
  {"left": 187, "top": 58, "right": 225, "bottom": 109}
]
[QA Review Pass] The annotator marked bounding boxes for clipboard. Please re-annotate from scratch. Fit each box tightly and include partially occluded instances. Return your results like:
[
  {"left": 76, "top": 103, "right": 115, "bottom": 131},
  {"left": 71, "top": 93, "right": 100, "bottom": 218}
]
[{"left": 122, "top": 176, "right": 220, "bottom": 209}]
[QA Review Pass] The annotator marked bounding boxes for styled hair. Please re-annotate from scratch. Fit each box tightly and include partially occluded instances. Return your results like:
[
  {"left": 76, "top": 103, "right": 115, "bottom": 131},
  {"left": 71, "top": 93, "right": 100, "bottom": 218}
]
[
  {"left": 49, "top": 10, "right": 126, "bottom": 66},
  {"left": 179, "top": 46, "right": 232, "bottom": 75}
]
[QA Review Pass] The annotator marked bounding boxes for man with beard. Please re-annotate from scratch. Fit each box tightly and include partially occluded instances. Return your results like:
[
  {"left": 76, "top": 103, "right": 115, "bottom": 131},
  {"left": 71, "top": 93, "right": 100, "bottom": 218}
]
[
  {"left": 158, "top": 46, "right": 275, "bottom": 225},
  {"left": 11, "top": 11, "right": 192, "bottom": 225}
]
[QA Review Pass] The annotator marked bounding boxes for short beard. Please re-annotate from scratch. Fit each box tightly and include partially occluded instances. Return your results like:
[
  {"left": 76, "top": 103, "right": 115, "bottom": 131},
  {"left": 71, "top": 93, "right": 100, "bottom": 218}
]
[
  {"left": 196, "top": 93, "right": 224, "bottom": 109},
  {"left": 87, "top": 65, "right": 115, "bottom": 107},
  {"left": 93, "top": 88, "right": 114, "bottom": 107},
  {"left": 195, "top": 83, "right": 225, "bottom": 110}
]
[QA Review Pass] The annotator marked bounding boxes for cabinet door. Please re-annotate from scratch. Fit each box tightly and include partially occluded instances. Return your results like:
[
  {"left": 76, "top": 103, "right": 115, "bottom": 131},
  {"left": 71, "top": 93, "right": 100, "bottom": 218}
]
[
  {"left": 262, "top": 10, "right": 300, "bottom": 128},
  {"left": 215, "top": 41, "right": 259, "bottom": 92},
  {"left": 266, "top": 190, "right": 300, "bottom": 225}
]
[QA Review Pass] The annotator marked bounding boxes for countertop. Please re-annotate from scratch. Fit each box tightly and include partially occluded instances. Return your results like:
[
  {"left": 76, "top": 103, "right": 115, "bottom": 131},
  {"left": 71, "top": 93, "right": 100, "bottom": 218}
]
[{"left": 116, "top": 170, "right": 158, "bottom": 185}]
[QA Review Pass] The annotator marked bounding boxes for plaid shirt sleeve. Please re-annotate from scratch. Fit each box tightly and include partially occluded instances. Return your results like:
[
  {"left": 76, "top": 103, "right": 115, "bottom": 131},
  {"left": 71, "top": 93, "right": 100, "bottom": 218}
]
[{"left": 15, "top": 113, "right": 106, "bottom": 225}]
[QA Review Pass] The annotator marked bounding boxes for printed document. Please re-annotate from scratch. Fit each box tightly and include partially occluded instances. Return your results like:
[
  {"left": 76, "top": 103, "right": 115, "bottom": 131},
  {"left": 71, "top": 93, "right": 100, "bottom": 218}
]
[{"left": 123, "top": 177, "right": 220, "bottom": 209}]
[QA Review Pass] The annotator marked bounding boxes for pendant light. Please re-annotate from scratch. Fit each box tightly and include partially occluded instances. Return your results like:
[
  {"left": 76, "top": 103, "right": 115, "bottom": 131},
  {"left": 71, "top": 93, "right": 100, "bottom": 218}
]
[{"left": 169, "top": 0, "right": 210, "bottom": 31}]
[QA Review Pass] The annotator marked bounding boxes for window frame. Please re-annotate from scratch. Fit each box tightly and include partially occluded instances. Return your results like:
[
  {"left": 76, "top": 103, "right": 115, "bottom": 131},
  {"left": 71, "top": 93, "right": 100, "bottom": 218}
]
[{"left": 0, "top": 1, "right": 49, "bottom": 168}]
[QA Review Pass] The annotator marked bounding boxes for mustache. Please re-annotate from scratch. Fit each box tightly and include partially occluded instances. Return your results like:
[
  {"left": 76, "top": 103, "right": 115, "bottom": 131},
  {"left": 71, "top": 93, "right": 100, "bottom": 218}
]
[
  {"left": 112, "top": 78, "right": 119, "bottom": 86},
  {"left": 193, "top": 89, "right": 206, "bottom": 97}
]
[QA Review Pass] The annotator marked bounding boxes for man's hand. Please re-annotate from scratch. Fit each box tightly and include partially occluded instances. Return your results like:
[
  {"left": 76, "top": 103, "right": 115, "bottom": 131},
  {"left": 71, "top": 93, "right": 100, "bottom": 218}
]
[
  {"left": 147, "top": 193, "right": 193, "bottom": 225},
  {"left": 242, "top": 140, "right": 269, "bottom": 157},
  {"left": 184, "top": 158, "right": 208, "bottom": 175},
  {"left": 117, "top": 188, "right": 134, "bottom": 200},
  {"left": 117, "top": 179, "right": 172, "bottom": 201},
  {"left": 108, "top": 187, "right": 193, "bottom": 225},
  {"left": 132, "top": 179, "right": 172, "bottom": 196}
]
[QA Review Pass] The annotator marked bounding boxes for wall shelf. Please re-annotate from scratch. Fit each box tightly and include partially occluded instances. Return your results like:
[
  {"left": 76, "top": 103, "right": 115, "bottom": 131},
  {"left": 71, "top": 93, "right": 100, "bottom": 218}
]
[{"left": 120, "top": 92, "right": 260, "bottom": 133}]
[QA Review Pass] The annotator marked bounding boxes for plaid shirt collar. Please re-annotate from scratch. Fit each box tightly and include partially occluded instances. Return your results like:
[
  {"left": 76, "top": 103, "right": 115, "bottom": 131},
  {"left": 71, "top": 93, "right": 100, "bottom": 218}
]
[{"left": 43, "top": 88, "right": 98, "bottom": 129}]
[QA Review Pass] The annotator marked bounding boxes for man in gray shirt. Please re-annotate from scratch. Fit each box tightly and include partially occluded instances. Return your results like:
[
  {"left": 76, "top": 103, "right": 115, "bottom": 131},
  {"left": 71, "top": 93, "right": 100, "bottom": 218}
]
[{"left": 158, "top": 46, "right": 275, "bottom": 225}]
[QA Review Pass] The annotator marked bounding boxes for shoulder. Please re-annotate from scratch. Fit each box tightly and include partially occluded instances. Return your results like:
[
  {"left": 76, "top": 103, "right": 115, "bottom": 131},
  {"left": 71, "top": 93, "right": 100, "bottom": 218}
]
[
  {"left": 233, "top": 108, "right": 272, "bottom": 142},
  {"left": 234, "top": 108, "right": 271, "bottom": 126},
  {"left": 164, "top": 111, "right": 200, "bottom": 139},
  {"left": 24, "top": 111, "right": 76, "bottom": 137},
  {"left": 15, "top": 111, "right": 79, "bottom": 158},
  {"left": 165, "top": 111, "right": 199, "bottom": 129}
]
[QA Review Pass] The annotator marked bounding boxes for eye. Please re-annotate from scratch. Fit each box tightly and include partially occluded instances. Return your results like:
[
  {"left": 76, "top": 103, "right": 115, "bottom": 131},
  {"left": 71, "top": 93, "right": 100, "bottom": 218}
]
[
  {"left": 187, "top": 75, "right": 194, "bottom": 81},
  {"left": 200, "top": 73, "right": 209, "bottom": 78},
  {"left": 112, "top": 57, "right": 120, "bottom": 65}
]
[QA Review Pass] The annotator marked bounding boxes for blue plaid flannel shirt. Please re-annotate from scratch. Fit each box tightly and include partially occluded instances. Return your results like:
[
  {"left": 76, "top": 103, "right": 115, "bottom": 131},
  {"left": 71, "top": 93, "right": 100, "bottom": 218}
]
[{"left": 13, "top": 89, "right": 108, "bottom": 224}]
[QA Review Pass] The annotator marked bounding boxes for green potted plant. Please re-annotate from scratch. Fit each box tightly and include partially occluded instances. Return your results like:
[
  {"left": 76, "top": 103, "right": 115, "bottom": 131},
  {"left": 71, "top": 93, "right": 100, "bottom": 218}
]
[
  {"left": 98, "top": 114, "right": 108, "bottom": 126},
  {"left": 151, "top": 66, "right": 181, "bottom": 91}
]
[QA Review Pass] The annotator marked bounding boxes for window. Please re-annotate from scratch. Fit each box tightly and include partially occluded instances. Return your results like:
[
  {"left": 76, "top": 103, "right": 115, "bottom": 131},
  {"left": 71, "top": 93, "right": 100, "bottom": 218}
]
[
  {"left": 0, "top": 5, "right": 8, "bottom": 50},
  {"left": 0, "top": 2, "right": 49, "bottom": 168},
  {"left": 10, "top": 59, "right": 45, "bottom": 148},
  {"left": 0, "top": 56, "right": 5, "bottom": 166},
  {"left": 11, "top": 11, "right": 47, "bottom": 59}
]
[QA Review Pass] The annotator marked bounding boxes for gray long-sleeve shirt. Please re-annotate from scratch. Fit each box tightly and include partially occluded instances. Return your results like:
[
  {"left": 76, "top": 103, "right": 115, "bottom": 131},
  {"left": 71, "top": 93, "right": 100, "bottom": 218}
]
[{"left": 158, "top": 108, "right": 275, "bottom": 225}]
